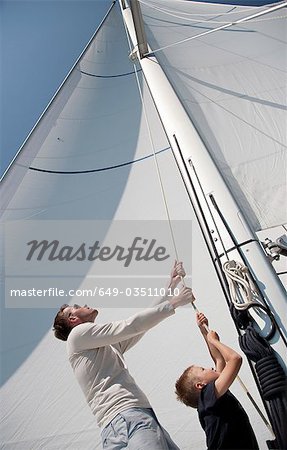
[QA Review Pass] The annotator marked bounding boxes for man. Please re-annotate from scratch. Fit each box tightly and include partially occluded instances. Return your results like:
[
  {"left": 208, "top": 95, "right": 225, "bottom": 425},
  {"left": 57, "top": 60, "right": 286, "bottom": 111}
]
[{"left": 53, "top": 261, "right": 194, "bottom": 449}]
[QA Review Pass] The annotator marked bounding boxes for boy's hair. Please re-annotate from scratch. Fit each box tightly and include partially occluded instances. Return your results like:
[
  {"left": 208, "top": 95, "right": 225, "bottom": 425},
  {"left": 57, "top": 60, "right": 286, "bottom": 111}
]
[
  {"left": 53, "top": 304, "right": 72, "bottom": 341},
  {"left": 175, "top": 366, "right": 200, "bottom": 408}
]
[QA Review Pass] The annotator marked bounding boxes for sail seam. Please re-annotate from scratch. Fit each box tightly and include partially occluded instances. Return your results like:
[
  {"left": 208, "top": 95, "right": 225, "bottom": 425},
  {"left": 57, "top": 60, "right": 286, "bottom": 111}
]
[
  {"left": 28, "top": 147, "right": 170, "bottom": 174},
  {"left": 79, "top": 68, "right": 142, "bottom": 78}
]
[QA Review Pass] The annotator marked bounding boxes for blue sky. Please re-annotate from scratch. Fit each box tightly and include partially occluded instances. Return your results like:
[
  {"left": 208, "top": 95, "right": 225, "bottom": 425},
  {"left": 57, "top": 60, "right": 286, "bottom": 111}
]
[{"left": 0, "top": 0, "right": 110, "bottom": 177}]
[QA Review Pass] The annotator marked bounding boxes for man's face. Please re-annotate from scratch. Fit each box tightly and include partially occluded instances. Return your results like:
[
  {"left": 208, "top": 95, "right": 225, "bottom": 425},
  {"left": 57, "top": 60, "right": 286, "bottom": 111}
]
[{"left": 62, "top": 304, "right": 98, "bottom": 324}]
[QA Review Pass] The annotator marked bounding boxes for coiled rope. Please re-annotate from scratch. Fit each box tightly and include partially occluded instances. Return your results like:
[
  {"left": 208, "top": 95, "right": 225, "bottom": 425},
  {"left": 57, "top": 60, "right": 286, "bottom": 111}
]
[
  {"left": 223, "top": 260, "right": 277, "bottom": 340},
  {"left": 239, "top": 326, "right": 287, "bottom": 449},
  {"left": 223, "top": 260, "right": 286, "bottom": 447},
  {"left": 223, "top": 260, "right": 260, "bottom": 309}
]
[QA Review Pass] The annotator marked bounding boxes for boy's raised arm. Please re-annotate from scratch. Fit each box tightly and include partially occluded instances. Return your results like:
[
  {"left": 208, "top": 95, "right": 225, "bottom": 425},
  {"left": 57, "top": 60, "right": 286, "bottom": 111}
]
[
  {"left": 197, "top": 312, "right": 225, "bottom": 372},
  {"left": 207, "top": 330, "right": 242, "bottom": 398}
]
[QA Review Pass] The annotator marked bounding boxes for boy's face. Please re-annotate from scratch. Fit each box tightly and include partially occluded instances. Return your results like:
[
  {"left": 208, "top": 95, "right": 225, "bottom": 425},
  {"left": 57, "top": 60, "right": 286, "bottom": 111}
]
[{"left": 190, "top": 365, "right": 219, "bottom": 386}]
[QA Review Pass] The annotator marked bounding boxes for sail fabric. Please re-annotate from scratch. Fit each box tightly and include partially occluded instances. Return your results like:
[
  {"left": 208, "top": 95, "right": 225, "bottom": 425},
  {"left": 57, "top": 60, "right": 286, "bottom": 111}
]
[
  {"left": 141, "top": 0, "right": 287, "bottom": 231},
  {"left": 0, "top": 2, "right": 276, "bottom": 449}
]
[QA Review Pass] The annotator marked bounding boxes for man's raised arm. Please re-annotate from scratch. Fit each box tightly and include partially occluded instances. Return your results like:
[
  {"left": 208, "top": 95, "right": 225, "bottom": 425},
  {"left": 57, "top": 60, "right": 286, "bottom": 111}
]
[
  {"left": 68, "top": 286, "right": 194, "bottom": 353},
  {"left": 117, "top": 261, "right": 188, "bottom": 353}
]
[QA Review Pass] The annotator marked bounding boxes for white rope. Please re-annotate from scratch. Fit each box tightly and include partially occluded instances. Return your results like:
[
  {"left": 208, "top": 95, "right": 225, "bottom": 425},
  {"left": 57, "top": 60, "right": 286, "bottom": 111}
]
[
  {"left": 122, "top": 16, "right": 181, "bottom": 262},
  {"left": 223, "top": 260, "right": 260, "bottom": 310}
]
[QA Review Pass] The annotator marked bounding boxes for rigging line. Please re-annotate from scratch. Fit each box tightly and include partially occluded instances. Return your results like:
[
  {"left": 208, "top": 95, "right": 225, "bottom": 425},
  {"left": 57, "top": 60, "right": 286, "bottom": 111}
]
[
  {"left": 28, "top": 147, "right": 170, "bottom": 174},
  {"left": 144, "top": 2, "right": 287, "bottom": 56}
]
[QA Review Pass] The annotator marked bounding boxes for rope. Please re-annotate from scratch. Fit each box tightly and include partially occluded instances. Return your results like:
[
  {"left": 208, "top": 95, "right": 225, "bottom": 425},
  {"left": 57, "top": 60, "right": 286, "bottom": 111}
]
[
  {"left": 239, "top": 326, "right": 287, "bottom": 449},
  {"left": 122, "top": 14, "right": 181, "bottom": 262},
  {"left": 223, "top": 260, "right": 277, "bottom": 341},
  {"left": 223, "top": 260, "right": 260, "bottom": 310},
  {"left": 223, "top": 260, "right": 285, "bottom": 444}
]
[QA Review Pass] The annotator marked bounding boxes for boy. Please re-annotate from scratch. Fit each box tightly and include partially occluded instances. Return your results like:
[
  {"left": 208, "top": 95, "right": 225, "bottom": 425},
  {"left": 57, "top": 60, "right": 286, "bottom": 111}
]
[{"left": 175, "top": 312, "right": 259, "bottom": 449}]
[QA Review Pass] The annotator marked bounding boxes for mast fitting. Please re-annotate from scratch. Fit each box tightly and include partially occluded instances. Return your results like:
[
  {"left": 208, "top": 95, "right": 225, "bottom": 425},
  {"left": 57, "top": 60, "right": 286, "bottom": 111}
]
[
  {"left": 129, "top": 47, "right": 139, "bottom": 62},
  {"left": 262, "top": 235, "right": 287, "bottom": 261},
  {"left": 130, "top": 0, "right": 148, "bottom": 59}
]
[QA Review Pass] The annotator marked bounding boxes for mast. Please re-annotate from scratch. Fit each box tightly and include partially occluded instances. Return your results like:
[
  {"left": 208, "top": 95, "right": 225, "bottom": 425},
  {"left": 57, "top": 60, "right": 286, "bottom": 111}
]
[
  {"left": 121, "top": 0, "right": 287, "bottom": 444},
  {"left": 121, "top": 0, "right": 286, "bottom": 351}
]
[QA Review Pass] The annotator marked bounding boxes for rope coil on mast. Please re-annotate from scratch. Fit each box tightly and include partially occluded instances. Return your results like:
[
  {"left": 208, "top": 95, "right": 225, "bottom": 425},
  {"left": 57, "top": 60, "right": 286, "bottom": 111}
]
[
  {"left": 223, "top": 260, "right": 277, "bottom": 340},
  {"left": 239, "top": 326, "right": 287, "bottom": 449},
  {"left": 223, "top": 260, "right": 286, "bottom": 447},
  {"left": 223, "top": 260, "right": 260, "bottom": 309}
]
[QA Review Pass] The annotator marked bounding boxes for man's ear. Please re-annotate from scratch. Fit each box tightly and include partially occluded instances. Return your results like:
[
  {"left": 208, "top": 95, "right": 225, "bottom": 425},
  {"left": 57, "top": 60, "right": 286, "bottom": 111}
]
[
  {"left": 69, "top": 315, "right": 81, "bottom": 327},
  {"left": 195, "top": 381, "right": 206, "bottom": 390}
]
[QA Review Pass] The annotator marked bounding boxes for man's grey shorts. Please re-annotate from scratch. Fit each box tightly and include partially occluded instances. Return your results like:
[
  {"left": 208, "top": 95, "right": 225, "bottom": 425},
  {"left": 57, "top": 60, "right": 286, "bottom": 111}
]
[{"left": 101, "top": 407, "right": 180, "bottom": 449}]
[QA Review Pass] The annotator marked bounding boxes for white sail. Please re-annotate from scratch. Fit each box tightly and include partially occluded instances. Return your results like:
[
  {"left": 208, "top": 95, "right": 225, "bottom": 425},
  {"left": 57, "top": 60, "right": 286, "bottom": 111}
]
[
  {"left": 140, "top": 0, "right": 287, "bottom": 232},
  {"left": 1, "top": 1, "right": 286, "bottom": 449}
]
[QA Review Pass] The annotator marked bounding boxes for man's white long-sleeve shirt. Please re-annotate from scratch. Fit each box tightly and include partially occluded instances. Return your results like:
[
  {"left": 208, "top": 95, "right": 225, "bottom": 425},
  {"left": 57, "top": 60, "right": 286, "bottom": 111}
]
[{"left": 67, "top": 299, "right": 175, "bottom": 429}]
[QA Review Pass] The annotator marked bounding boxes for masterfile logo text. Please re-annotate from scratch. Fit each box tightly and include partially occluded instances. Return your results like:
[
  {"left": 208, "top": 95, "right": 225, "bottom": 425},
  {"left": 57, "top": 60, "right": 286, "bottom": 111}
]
[{"left": 4, "top": 220, "right": 192, "bottom": 308}]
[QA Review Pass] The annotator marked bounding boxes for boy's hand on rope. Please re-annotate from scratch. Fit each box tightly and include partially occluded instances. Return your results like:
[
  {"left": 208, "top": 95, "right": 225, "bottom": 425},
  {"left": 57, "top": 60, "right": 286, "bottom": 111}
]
[
  {"left": 207, "top": 330, "right": 220, "bottom": 343},
  {"left": 196, "top": 312, "right": 209, "bottom": 334},
  {"left": 196, "top": 312, "right": 208, "bottom": 329}
]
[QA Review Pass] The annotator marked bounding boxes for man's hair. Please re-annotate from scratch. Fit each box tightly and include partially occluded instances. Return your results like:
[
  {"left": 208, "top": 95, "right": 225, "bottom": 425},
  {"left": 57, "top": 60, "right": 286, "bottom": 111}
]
[
  {"left": 175, "top": 366, "right": 200, "bottom": 408},
  {"left": 53, "top": 305, "right": 72, "bottom": 341}
]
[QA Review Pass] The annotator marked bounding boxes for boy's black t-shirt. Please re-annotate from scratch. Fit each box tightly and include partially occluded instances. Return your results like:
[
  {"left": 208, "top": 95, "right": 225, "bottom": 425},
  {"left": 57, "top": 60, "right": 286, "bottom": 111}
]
[{"left": 197, "top": 381, "right": 259, "bottom": 449}]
